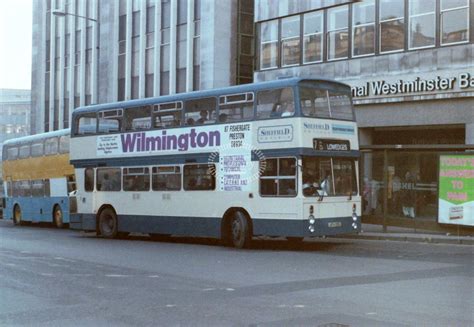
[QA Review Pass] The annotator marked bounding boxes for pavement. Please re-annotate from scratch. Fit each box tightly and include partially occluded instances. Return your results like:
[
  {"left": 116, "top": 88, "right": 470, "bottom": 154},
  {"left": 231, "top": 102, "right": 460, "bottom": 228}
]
[{"left": 336, "top": 223, "right": 474, "bottom": 245}]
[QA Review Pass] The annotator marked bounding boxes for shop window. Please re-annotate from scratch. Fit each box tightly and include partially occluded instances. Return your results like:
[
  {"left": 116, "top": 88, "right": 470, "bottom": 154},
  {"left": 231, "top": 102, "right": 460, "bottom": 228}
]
[
  {"left": 260, "top": 158, "right": 297, "bottom": 197},
  {"left": 152, "top": 166, "right": 181, "bottom": 191},
  {"left": 303, "top": 11, "right": 323, "bottom": 64},
  {"left": 281, "top": 16, "right": 300, "bottom": 66},
  {"left": 440, "top": 0, "right": 469, "bottom": 45},
  {"left": 123, "top": 167, "right": 150, "bottom": 192},
  {"left": 380, "top": 0, "right": 405, "bottom": 53},
  {"left": 327, "top": 6, "right": 349, "bottom": 60},
  {"left": 409, "top": 0, "right": 435, "bottom": 49},
  {"left": 259, "top": 20, "right": 279, "bottom": 69},
  {"left": 352, "top": 0, "right": 375, "bottom": 57},
  {"left": 97, "top": 168, "right": 121, "bottom": 192},
  {"left": 183, "top": 164, "right": 215, "bottom": 191}
]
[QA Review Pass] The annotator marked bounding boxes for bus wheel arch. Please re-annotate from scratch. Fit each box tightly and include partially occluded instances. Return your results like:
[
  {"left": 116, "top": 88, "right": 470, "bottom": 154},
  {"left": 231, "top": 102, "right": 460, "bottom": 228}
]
[
  {"left": 52, "top": 204, "right": 64, "bottom": 228},
  {"left": 221, "top": 208, "right": 253, "bottom": 249},
  {"left": 13, "top": 204, "right": 22, "bottom": 225},
  {"left": 97, "top": 205, "right": 118, "bottom": 238}
]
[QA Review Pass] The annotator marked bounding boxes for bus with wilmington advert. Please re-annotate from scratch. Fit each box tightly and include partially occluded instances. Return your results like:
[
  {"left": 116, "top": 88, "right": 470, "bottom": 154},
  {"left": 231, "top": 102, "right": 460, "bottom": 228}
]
[{"left": 69, "top": 78, "right": 361, "bottom": 248}]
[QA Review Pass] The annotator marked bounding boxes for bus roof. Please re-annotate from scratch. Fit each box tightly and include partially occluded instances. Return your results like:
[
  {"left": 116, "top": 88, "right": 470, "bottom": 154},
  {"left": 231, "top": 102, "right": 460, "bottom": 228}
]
[
  {"left": 72, "top": 77, "right": 350, "bottom": 115},
  {"left": 2, "top": 129, "right": 70, "bottom": 147}
]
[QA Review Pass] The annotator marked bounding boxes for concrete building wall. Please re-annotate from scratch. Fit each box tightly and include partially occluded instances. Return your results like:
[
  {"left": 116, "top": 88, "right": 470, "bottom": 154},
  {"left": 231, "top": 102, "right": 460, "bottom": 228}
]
[{"left": 31, "top": 0, "right": 239, "bottom": 134}]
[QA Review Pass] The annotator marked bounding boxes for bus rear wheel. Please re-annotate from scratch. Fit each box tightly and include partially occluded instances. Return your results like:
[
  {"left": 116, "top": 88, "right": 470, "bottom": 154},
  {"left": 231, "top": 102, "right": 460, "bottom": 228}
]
[
  {"left": 228, "top": 211, "right": 252, "bottom": 249},
  {"left": 98, "top": 208, "right": 118, "bottom": 239},
  {"left": 13, "top": 205, "right": 22, "bottom": 225},
  {"left": 53, "top": 205, "right": 64, "bottom": 228}
]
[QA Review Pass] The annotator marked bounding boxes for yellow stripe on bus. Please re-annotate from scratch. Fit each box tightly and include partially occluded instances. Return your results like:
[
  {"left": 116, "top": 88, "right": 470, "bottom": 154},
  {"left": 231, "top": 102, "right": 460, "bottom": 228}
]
[{"left": 2, "top": 154, "right": 74, "bottom": 181}]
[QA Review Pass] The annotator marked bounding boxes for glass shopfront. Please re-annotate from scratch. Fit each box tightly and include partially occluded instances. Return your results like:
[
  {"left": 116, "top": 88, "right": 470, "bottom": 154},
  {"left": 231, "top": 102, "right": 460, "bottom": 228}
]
[{"left": 361, "top": 148, "right": 472, "bottom": 230}]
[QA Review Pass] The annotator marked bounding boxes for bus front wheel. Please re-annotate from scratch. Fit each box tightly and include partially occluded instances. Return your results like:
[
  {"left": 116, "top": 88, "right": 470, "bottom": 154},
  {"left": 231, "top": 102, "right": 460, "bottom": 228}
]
[
  {"left": 53, "top": 205, "right": 64, "bottom": 228},
  {"left": 13, "top": 205, "right": 22, "bottom": 225},
  {"left": 228, "top": 211, "right": 252, "bottom": 249},
  {"left": 98, "top": 208, "right": 118, "bottom": 239}
]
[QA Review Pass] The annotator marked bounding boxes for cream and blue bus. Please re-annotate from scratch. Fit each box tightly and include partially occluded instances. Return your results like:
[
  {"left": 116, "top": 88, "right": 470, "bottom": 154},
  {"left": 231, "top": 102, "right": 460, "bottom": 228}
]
[
  {"left": 2, "top": 129, "right": 76, "bottom": 227},
  {"left": 69, "top": 78, "right": 361, "bottom": 248}
]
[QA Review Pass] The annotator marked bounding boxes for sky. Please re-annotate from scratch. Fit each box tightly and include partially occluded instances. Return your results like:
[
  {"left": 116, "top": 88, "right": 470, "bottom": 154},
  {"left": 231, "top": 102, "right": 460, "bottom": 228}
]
[{"left": 0, "top": 0, "right": 33, "bottom": 90}]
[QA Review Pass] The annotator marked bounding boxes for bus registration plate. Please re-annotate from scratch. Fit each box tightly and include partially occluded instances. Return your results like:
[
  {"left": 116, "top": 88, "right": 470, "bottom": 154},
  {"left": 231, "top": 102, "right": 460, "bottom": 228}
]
[{"left": 328, "top": 222, "right": 342, "bottom": 228}]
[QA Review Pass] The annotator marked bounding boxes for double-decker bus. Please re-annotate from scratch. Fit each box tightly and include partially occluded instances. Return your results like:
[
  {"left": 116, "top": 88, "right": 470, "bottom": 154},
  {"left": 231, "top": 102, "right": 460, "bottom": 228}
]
[
  {"left": 2, "top": 129, "right": 76, "bottom": 227},
  {"left": 69, "top": 78, "right": 361, "bottom": 248}
]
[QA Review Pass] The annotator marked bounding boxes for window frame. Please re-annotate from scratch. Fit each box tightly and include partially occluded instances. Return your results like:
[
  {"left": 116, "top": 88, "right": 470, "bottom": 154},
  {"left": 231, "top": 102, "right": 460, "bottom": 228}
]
[
  {"left": 183, "top": 164, "right": 216, "bottom": 191},
  {"left": 326, "top": 5, "right": 350, "bottom": 61},
  {"left": 408, "top": 0, "right": 436, "bottom": 50},
  {"left": 259, "top": 19, "right": 279, "bottom": 70},
  {"left": 123, "top": 167, "right": 151, "bottom": 192},
  {"left": 259, "top": 157, "right": 298, "bottom": 197},
  {"left": 352, "top": 0, "right": 376, "bottom": 58},
  {"left": 379, "top": 0, "right": 406, "bottom": 54},
  {"left": 152, "top": 165, "right": 182, "bottom": 191},
  {"left": 280, "top": 15, "right": 301, "bottom": 67},
  {"left": 440, "top": 0, "right": 470, "bottom": 46},
  {"left": 303, "top": 11, "right": 324, "bottom": 64}
]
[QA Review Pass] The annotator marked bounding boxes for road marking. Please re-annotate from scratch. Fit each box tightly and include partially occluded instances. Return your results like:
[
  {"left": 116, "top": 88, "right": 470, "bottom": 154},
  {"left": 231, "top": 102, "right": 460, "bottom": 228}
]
[
  {"left": 366, "top": 312, "right": 377, "bottom": 315},
  {"left": 148, "top": 275, "right": 160, "bottom": 278},
  {"left": 202, "top": 288, "right": 216, "bottom": 291},
  {"left": 40, "top": 273, "right": 54, "bottom": 277},
  {"left": 293, "top": 305, "right": 305, "bottom": 308},
  {"left": 105, "top": 274, "right": 130, "bottom": 278},
  {"left": 4, "top": 263, "right": 16, "bottom": 266},
  {"left": 225, "top": 288, "right": 235, "bottom": 291},
  {"left": 165, "top": 304, "right": 176, "bottom": 308}
]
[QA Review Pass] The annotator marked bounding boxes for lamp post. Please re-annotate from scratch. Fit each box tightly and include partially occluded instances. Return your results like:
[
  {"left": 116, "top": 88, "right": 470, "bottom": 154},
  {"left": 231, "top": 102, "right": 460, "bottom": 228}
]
[{"left": 52, "top": 10, "right": 99, "bottom": 104}]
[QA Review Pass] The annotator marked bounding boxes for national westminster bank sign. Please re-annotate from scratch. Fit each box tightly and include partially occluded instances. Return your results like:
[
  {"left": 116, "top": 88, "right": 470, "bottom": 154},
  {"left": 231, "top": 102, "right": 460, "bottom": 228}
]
[{"left": 351, "top": 71, "right": 474, "bottom": 98}]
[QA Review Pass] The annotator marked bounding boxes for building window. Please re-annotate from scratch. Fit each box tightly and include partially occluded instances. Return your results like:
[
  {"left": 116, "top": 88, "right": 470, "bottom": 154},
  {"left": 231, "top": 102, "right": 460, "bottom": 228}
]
[
  {"left": 327, "top": 5, "right": 349, "bottom": 60},
  {"left": 259, "top": 20, "right": 278, "bottom": 69},
  {"left": 352, "top": 0, "right": 375, "bottom": 57},
  {"left": 303, "top": 11, "right": 323, "bottom": 64},
  {"left": 380, "top": 0, "right": 405, "bottom": 53},
  {"left": 281, "top": 16, "right": 300, "bottom": 66},
  {"left": 409, "top": 0, "right": 435, "bottom": 49},
  {"left": 440, "top": 0, "right": 469, "bottom": 45}
]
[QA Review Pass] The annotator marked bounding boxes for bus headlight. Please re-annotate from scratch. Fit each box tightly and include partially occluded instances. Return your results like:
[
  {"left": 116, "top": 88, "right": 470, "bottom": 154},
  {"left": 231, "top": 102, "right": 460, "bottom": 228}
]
[{"left": 308, "top": 215, "right": 315, "bottom": 225}]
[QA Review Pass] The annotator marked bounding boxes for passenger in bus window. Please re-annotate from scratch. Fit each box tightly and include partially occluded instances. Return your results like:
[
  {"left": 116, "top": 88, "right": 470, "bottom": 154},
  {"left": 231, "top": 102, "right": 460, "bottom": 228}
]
[
  {"left": 218, "top": 113, "right": 228, "bottom": 123},
  {"left": 186, "top": 117, "right": 195, "bottom": 125},
  {"left": 101, "top": 173, "right": 114, "bottom": 191},
  {"left": 280, "top": 104, "right": 295, "bottom": 117},
  {"left": 197, "top": 110, "right": 208, "bottom": 124}
]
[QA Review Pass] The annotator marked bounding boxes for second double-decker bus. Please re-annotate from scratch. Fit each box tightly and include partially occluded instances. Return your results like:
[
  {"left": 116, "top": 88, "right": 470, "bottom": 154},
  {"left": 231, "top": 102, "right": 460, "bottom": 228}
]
[
  {"left": 2, "top": 129, "right": 76, "bottom": 227},
  {"left": 70, "top": 78, "right": 361, "bottom": 248}
]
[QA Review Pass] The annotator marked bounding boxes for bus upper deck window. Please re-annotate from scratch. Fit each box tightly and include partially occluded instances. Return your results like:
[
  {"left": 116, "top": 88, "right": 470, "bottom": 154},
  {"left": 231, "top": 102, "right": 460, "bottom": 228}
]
[
  {"left": 98, "top": 109, "right": 122, "bottom": 133},
  {"left": 328, "top": 92, "right": 353, "bottom": 120},
  {"left": 256, "top": 87, "right": 295, "bottom": 119},
  {"left": 59, "top": 135, "right": 69, "bottom": 154},
  {"left": 44, "top": 137, "right": 59, "bottom": 155},
  {"left": 6, "top": 146, "right": 18, "bottom": 160},
  {"left": 184, "top": 97, "right": 217, "bottom": 126},
  {"left": 18, "top": 144, "right": 31, "bottom": 159},
  {"left": 31, "top": 142, "right": 44, "bottom": 157},
  {"left": 77, "top": 114, "right": 98, "bottom": 134},
  {"left": 124, "top": 106, "right": 152, "bottom": 131},
  {"left": 299, "top": 87, "right": 330, "bottom": 118}
]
